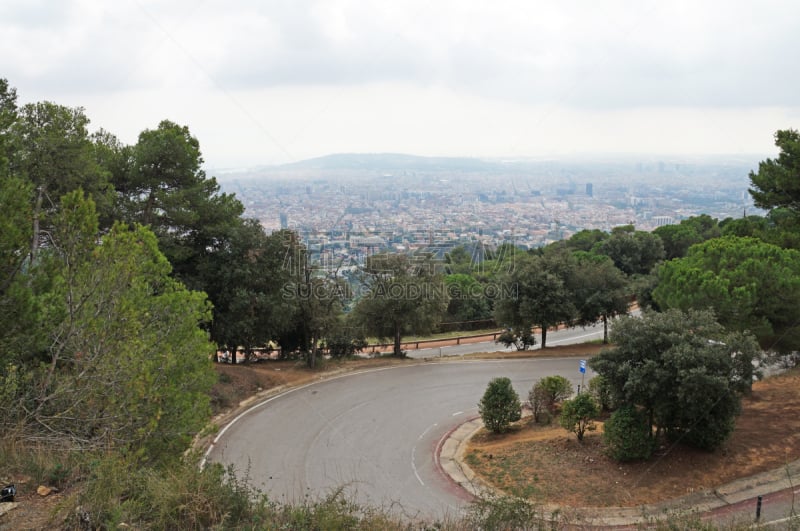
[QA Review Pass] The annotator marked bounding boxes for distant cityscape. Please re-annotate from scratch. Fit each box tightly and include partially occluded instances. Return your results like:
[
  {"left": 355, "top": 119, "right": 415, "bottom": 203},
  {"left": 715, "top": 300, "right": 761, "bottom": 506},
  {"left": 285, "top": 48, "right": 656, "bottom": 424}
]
[{"left": 217, "top": 153, "right": 762, "bottom": 268}]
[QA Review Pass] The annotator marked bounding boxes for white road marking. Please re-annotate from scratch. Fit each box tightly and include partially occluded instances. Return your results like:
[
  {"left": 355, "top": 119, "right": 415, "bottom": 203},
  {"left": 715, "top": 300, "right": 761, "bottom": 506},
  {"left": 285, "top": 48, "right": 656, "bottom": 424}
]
[
  {"left": 418, "top": 422, "right": 438, "bottom": 440},
  {"left": 411, "top": 422, "right": 438, "bottom": 486},
  {"left": 452, "top": 411, "right": 463, "bottom": 416},
  {"left": 411, "top": 445, "right": 424, "bottom": 486}
]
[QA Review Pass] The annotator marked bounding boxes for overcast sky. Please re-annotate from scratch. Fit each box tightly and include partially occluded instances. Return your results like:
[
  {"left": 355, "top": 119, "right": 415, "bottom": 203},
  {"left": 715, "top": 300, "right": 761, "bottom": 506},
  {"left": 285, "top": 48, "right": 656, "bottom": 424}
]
[{"left": 2, "top": 0, "right": 799, "bottom": 168}]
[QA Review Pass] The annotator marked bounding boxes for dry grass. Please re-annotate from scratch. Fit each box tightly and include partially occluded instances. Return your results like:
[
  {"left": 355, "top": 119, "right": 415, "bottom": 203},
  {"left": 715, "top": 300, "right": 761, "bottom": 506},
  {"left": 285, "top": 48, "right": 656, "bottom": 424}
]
[{"left": 466, "top": 367, "right": 800, "bottom": 507}]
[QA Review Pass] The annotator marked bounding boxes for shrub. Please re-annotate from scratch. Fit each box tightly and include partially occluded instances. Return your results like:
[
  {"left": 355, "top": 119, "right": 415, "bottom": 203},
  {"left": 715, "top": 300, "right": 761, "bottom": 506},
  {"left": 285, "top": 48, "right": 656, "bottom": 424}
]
[
  {"left": 603, "top": 405, "right": 654, "bottom": 461},
  {"left": 587, "top": 375, "right": 615, "bottom": 411},
  {"left": 496, "top": 328, "right": 536, "bottom": 351},
  {"left": 465, "top": 495, "right": 545, "bottom": 530},
  {"left": 479, "top": 377, "right": 522, "bottom": 433},
  {"left": 559, "top": 393, "right": 599, "bottom": 441},
  {"left": 529, "top": 375, "right": 572, "bottom": 422}
]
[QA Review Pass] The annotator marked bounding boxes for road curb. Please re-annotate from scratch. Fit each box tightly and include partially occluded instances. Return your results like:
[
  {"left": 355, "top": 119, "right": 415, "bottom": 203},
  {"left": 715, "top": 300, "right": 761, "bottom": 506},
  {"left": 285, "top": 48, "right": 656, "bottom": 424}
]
[
  {"left": 436, "top": 416, "right": 496, "bottom": 499},
  {"left": 437, "top": 416, "right": 800, "bottom": 527}
]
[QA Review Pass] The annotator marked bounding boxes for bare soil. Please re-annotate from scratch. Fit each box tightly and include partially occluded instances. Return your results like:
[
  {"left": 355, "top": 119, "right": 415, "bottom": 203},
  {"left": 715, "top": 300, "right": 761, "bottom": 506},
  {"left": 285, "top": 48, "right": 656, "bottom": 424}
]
[{"left": 465, "top": 364, "right": 800, "bottom": 507}]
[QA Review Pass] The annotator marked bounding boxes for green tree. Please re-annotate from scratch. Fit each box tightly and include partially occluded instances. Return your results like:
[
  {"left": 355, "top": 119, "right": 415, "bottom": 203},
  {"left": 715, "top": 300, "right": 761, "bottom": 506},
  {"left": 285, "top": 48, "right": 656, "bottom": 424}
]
[
  {"left": 479, "top": 377, "right": 522, "bottom": 434},
  {"left": 444, "top": 273, "right": 491, "bottom": 322},
  {"left": 0, "top": 78, "right": 18, "bottom": 177},
  {"left": 563, "top": 228, "right": 607, "bottom": 252},
  {"left": 8, "top": 101, "right": 112, "bottom": 260},
  {"left": 444, "top": 245, "right": 474, "bottom": 275},
  {"left": 350, "top": 253, "right": 449, "bottom": 357},
  {"left": 205, "top": 223, "right": 298, "bottom": 363},
  {"left": 494, "top": 254, "right": 575, "bottom": 348},
  {"left": 594, "top": 226, "right": 665, "bottom": 276},
  {"left": 719, "top": 215, "right": 770, "bottom": 239},
  {"left": 559, "top": 393, "right": 598, "bottom": 442},
  {"left": 117, "top": 120, "right": 245, "bottom": 291},
  {"left": 749, "top": 129, "right": 800, "bottom": 215},
  {"left": 589, "top": 309, "right": 761, "bottom": 452},
  {"left": 0, "top": 191, "right": 215, "bottom": 462},
  {"left": 654, "top": 236, "right": 800, "bottom": 354},
  {"left": 653, "top": 224, "right": 702, "bottom": 260},
  {"left": 0, "top": 176, "right": 38, "bottom": 367},
  {"left": 570, "top": 253, "right": 629, "bottom": 343}
]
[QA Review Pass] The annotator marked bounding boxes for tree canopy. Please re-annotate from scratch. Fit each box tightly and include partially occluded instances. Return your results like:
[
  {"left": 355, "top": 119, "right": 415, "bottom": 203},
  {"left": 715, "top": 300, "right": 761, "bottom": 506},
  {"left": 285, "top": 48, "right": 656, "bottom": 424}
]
[
  {"left": 494, "top": 253, "right": 575, "bottom": 348},
  {"left": 350, "top": 253, "right": 449, "bottom": 356},
  {"left": 589, "top": 309, "right": 761, "bottom": 452},
  {"left": 654, "top": 236, "right": 800, "bottom": 353}
]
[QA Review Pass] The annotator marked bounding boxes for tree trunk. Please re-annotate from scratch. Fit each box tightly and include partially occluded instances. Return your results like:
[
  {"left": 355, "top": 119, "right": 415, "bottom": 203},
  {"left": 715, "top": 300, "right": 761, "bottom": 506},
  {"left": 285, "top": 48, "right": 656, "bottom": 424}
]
[
  {"left": 602, "top": 315, "right": 609, "bottom": 344},
  {"left": 31, "top": 185, "right": 43, "bottom": 264},
  {"left": 394, "top": 324, "right": 403, "bottom": 357},
  {"left": 541, "top": 326, "right": 547, "bottom": 349}
]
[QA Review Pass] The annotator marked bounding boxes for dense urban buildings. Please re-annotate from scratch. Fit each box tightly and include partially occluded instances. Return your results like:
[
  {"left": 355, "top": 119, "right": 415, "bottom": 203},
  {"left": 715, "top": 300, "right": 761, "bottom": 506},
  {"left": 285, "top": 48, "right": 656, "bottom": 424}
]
[{"left": 219, "top": 153, "right": 759, "bottom": 267}]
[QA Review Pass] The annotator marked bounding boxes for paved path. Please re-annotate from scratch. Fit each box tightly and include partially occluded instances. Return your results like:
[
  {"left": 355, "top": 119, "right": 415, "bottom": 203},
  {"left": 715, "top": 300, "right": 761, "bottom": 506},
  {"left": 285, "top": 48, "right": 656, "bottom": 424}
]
[
  {"left": 207, "top": 358, "right": 592, "bottom": 519},
  {"left": 405, "top": 323, "right": 605, "bottom": 358}
]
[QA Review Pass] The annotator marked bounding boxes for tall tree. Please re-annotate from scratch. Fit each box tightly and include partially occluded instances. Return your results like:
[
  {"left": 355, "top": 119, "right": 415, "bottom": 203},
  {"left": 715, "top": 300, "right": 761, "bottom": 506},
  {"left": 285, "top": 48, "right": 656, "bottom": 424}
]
[
  {"left": 0, "top": 191, "right": 215, "bottom": 462},
  {"left": 444, "top": 273, "right": 491, "bottom": 322},
  {"left": 654, "top": 236, "right": 800, "bottom": 354},
  {"left": 594, "top": 225, "right": 664, "bottom": 276},
  {"left": 118, "top": 120, "right": 245, "bottom": 291},
  {"left": 494, "top": 253, "right": 575, "bottom": 348},
  {"left": 569, "top": 253, "right": 629, "bottom": 343},
  {"left": 0, "top": 175, "right": 36, "bottom": 366},
  {"left": 0, "top": 78, "right": 18, "bottom": 177},
  {"left": 8, "top": 101, "right": 112, "bottom": 259},
  {"left": 589, "top": 309, "right": 761, "bottom": 451},
  {"left": 350, "top": 253, "right": 449, "bottom": 357},
  {"left": 749, "top": 129, "right": 800, "bottom": 215},
  {"left": 204, "top": 223, "right": 298, "bottom": 363}
]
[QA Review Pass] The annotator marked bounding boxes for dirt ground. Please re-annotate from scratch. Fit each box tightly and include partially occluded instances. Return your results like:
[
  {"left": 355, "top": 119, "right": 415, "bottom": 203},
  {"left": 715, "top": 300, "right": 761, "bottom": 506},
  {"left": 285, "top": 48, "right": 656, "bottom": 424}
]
[{"left": 465, "top": 364, "right": 800, "bottom": 507}]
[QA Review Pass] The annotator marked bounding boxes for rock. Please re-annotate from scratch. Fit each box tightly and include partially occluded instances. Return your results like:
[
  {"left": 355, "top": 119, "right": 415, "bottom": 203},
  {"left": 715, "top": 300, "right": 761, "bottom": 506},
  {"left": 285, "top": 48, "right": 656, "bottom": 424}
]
[
  {"left": 0, "top": 502, "right": 19, "bottom": 517},
  {"left": 36, "top": 485, "right": 53, "bottom": 497}
]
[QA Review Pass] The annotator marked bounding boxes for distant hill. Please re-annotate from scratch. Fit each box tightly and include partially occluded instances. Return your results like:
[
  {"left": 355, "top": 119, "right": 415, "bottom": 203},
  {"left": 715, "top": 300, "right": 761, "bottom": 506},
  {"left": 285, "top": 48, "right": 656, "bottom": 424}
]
[{"left": 278, "top": 153, "right": 501, "bottom": 173}]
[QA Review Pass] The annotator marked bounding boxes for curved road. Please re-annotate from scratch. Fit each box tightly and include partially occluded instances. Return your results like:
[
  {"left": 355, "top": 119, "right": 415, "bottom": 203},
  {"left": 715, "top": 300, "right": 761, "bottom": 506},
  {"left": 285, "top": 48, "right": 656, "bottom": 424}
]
[
  {"left": 407, "top": 322, "right": 605, "bottom": 358},
  {"left": 208, "top": 357, "right": 594, "bottom": 519}
]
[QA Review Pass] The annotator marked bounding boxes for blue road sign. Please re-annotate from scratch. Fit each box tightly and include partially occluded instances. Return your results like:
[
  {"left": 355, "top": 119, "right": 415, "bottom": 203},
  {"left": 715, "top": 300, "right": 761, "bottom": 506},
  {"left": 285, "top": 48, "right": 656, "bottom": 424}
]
[{"left": 579, "top": 359, "right": 586, "bottom": 373}]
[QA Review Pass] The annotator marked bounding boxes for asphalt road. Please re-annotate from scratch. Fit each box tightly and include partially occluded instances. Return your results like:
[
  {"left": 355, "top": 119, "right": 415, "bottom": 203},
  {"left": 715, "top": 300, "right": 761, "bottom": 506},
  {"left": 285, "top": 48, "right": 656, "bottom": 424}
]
[
  {"left": 406, "top": 322, "right": 605, "bottom": 358},
  {"left": 207, "top": 357, "right": 594, "bottom": 519}
]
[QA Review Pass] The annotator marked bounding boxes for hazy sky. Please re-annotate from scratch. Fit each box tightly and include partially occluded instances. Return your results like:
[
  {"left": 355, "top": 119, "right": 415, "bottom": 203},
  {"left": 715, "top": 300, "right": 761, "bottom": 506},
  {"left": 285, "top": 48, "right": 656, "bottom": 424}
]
[{"left": 2, "top": 0, "right": 799, "bottom": 168}]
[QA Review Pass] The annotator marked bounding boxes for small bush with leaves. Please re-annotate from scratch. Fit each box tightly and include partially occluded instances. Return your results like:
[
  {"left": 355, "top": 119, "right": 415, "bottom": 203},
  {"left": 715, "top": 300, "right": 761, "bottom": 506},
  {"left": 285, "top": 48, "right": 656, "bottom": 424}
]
[
  {"left": 479, "top": 377, "right": 522, "bottom": 433},
  {"left": 559, "top": 393, "right": 599, "bottom": 441},
  {"left": 603, "top": 405, "right": 654, "bottom": 461},
  {"left": 496, "top": 328, "right": 536, "bottom": 351},
  {"left": 587, "top": 375, "right": 615, "bottom": 411},
  {"left": 529, "top": 375, "right": 572, "bottom": 422}
]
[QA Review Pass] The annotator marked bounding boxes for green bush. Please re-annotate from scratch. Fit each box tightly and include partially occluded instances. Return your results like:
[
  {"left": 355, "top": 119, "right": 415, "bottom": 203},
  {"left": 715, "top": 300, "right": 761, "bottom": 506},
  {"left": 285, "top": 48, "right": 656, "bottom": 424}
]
[
  {"left": 587, "top": 375, "right": 615, "bottom": 411},
  {"left": 479, "top": 377, "right": 522, "bottom": 433},
  {"left": 464, "top": 495, "right": 544, "bottom": 531},
  {"left": 603, "top": 405, "right": 654, "bottom": 461},
  {"left": 529, "top": 375, "right": 572, "bottom": 422},
  {"left": 559, "top": 393, "right": 599, "bottom": 441}
]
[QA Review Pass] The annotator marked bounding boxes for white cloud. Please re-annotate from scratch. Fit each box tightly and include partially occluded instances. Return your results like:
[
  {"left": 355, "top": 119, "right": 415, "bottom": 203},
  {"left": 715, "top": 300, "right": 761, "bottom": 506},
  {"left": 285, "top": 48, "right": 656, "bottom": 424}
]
[{"left": 1, "top": 0, "right": 798, "bottom": 166}]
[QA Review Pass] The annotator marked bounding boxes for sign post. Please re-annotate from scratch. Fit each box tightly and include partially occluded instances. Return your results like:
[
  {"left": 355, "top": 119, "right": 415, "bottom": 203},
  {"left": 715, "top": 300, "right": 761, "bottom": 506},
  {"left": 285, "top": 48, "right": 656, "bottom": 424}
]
[{"left": 579, "top": 359, "right": 586, "bottom": 394}]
